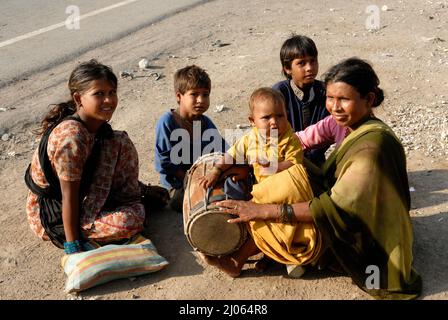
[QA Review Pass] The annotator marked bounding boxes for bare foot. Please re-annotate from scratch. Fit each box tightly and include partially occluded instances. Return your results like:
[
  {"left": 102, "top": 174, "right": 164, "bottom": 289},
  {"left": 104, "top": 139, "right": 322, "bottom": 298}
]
[{"left": 198, "top": 253, "right": 242, "bottom": 278}]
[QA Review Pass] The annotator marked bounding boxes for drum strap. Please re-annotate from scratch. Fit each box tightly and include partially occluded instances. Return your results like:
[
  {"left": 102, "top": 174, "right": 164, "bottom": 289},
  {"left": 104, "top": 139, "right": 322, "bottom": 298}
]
[
  {"left": 208, "top": 194, "right": 228, "bottom": 203},
  {"left": 205, "top": 187, "right": 223, "bottom": 208},
  {"left": 190, "top": 175, "right": 253, "bottom": 214}
]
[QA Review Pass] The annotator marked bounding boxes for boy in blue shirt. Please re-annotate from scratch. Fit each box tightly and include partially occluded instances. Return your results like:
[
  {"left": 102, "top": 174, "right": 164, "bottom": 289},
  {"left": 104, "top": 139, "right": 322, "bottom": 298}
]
[
  {"left": 155, "top": 65, "right": 227, "bottom": 211},
  {"left": 272, "top": 35, "right": 329, "bottom": 166}
]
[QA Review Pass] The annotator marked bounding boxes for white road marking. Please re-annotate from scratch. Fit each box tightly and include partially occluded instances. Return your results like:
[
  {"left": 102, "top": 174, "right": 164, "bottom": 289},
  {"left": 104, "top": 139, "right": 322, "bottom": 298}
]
[{"left": 0, "top": 0, "right": 142, "bottom": 48}]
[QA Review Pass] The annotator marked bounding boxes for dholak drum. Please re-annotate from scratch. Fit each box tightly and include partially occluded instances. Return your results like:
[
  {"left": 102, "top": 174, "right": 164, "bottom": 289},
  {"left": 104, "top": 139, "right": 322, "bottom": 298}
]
[{"left": 183, "top": 152, "right": 249, "bottom": 257}]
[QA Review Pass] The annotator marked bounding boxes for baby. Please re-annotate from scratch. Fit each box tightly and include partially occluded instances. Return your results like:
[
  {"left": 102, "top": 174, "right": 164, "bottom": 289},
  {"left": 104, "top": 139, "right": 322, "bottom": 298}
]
[{"left": 199, "top": 87, "right": 302, "bottom": 190}]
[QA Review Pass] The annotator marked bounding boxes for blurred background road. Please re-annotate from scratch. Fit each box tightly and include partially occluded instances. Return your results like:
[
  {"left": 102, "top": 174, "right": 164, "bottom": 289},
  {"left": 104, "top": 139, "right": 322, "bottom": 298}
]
[{"left": 0, "top": 0, "right": 208, "bottom": 88}]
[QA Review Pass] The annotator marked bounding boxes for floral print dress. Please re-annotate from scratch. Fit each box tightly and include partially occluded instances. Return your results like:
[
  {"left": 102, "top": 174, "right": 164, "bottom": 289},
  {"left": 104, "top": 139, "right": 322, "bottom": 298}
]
[{"left": 26, "top": 120, "right": 144, "bottom": 243}]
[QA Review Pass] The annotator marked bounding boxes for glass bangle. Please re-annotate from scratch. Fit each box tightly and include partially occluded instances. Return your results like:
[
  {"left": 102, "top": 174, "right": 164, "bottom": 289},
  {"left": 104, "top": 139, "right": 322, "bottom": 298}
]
[{"left": 64, "top": 240, "right": 83, "bottom": 254}]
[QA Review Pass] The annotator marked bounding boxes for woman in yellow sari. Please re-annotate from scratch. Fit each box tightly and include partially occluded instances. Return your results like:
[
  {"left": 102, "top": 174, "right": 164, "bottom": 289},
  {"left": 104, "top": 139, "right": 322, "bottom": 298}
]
[{"left": 204, "top": 57, "right": 421, "bottom": 299}]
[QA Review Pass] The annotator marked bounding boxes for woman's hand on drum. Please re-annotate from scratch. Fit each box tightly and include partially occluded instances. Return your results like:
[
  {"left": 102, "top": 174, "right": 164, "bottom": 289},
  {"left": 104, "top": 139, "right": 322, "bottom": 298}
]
[{"left": 216, "top": 199, "right": 272, "bottom": 223}]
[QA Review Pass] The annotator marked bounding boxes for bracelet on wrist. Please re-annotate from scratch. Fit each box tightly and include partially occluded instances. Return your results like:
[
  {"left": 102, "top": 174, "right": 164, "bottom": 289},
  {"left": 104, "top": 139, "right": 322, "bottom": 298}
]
[
  {"left": 285, "top": 204, "right": 295, "bottom": 223},
  {"left": 64, "top": 240, "right": 83, "bottom": 254},
  {"left": 277, "top": 204, "right": 286, "bottom": 223},
  {"left": 282, "top": 204, "right": 288, "bottom": 223},
  {"left": 278, "top": 204, "right": 295, "bottom": 224}
]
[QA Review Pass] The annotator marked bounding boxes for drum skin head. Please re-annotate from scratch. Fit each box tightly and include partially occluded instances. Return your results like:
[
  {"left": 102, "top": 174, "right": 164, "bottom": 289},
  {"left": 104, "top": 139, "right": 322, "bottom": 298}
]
[
  {"left": 186, "top": 210, "right": 246, "bottom": 256},
  {"left": 183, "top": 152, "right": 248, "bottom": 257}
]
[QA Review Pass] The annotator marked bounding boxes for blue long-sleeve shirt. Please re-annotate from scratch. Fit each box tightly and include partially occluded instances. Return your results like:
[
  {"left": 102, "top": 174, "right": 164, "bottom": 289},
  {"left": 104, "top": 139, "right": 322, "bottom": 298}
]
[
  {"left": 154, "top": 110, "right": 228, "bottom": 189},
  {"left": 272, "top": 80, "right": 329, "bottom": 165}
]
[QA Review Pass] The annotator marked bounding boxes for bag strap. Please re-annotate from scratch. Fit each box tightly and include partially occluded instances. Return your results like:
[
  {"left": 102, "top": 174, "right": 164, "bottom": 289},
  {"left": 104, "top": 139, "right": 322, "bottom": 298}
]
[
  {"left": 28, "top": 115, "right": 112, "bottom": 199},
  {"left": 23, "top": 117, "right": 82, "bottom": 200}
]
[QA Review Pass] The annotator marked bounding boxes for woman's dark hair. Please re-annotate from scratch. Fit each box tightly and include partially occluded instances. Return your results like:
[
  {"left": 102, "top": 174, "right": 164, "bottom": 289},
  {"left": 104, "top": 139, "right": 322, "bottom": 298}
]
[
  {"left": 280, "top": 34, "right": 318, "bottom": 79},
  {"left": 323, "top": 57, "right": 384, "bottom": 107},
  {"left": 39, "top": 59, "right": 117, "bottom": 134}
]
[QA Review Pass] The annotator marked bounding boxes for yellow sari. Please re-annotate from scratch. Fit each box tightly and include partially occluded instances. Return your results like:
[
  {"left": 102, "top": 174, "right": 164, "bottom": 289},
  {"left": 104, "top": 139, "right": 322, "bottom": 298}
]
[{"left": 249, "top": 164, "right": 322, "bottom": 265}]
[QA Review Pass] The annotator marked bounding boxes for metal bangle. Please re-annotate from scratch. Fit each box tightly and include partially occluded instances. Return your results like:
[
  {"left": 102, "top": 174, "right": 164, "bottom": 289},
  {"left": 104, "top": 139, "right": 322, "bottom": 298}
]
[
  {"left": 278, "top": 204, "right": 286, "bottom": 223},
  {"left": 285, "top": 204, "right": 295, "bottom": 223},
  {"left": 277, "top": 204, "right": 283, "bottom": 222}
]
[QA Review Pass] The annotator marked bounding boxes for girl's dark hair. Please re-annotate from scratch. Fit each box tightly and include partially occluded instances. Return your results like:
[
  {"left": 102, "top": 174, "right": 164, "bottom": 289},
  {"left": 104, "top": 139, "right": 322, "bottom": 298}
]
[
  {"left": 39, "top": 59, "right": 117, "bottom": 134},
  {"left": 280, "top": 34, "right": 318, "bottom": 79},
  {"left": 323, "top": 57, "right": 384, "bottom": 107}
]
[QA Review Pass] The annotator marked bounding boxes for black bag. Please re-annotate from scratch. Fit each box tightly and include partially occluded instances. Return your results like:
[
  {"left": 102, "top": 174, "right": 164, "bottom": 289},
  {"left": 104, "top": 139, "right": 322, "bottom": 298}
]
[{"left": 24, "top": 116, "right": 112, "bottom": 248}]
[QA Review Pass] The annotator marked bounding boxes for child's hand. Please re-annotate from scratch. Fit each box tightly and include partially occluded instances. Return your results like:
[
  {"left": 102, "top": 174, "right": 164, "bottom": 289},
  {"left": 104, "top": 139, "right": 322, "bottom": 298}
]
[
  {"left": 248, "top": 157, "right": 274, "bottom": 176},
  {"left": 249, "top": 156, "right": 270, "bottom": 168},
  {"left": 257, "top": 160, "right": 271, "bottom": 168},
  {"left": 259, "top": 165, "right": 276, "bottom": 176},
  {"left": 198, "top": 170, "right": 220, "bottom": 189},
  {"left": 255, "top": 158, "right": 278, "bottom": 176}
]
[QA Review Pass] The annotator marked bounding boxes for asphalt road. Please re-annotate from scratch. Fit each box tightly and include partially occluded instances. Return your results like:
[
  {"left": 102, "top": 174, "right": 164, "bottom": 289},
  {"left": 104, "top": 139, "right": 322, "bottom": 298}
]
[{"left": 0, "top": 0, "right": 208, "bottom": 88}]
